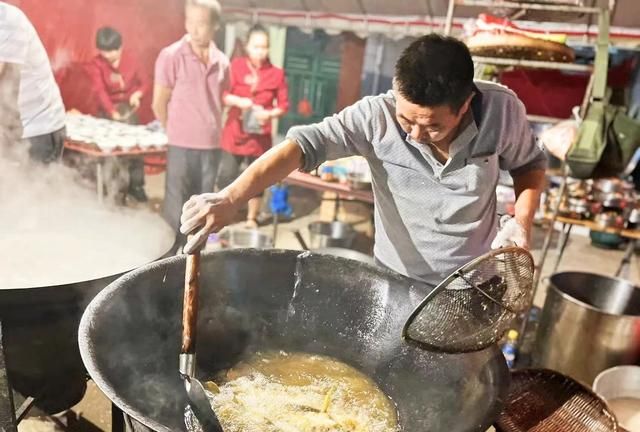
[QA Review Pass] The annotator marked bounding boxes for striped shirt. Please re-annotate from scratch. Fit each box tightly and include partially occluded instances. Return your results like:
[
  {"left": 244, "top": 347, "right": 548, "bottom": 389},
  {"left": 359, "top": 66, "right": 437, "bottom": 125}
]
[
  {"left": 287, "top": 80, "right": 547, "bottom": 285},
  {"left": 0, "top": 4, "right": 65, "bottom": 138}
]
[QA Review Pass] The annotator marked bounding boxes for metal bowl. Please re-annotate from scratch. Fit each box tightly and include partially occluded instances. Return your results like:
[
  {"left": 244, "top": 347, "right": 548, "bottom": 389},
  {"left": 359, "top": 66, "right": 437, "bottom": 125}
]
[
  {"left": 593, "top": 178, "right": 633, "bottom": 195},
  {"left": 594, "top": 366, "right": 640, "bottom": 400},
  {"left": 219, "top": 228, "right": 273, "bottom": 249},
  {"left": 308, "top": 221, "right": 356, "bottom": 249},
  {"left": 594, "top": 212, "right": 626, "bottom": 230},
  {"left": 593, "top": 366, "right": 640, "bottom": 431}
]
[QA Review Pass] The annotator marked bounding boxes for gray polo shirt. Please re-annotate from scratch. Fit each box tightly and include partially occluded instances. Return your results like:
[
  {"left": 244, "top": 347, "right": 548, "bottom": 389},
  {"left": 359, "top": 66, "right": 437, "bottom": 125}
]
[{"left": 287, "top": 80, "right": 546, "bottom": 285}]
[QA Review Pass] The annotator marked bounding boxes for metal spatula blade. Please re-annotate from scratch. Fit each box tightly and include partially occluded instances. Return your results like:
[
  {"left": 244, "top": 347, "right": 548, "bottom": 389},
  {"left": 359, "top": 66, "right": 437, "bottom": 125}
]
[
  {"left": 184, "top": 375, "right": 224, "bottom": 432},
  {"left": 402, "top": 247, "right": 535, "bottom": 353}
]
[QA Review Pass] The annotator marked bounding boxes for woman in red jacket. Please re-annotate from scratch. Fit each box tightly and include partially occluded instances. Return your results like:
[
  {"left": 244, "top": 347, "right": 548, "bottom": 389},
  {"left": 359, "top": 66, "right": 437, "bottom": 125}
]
[{"left": 218, "top": 24, "right": 289, "bottom": 228}]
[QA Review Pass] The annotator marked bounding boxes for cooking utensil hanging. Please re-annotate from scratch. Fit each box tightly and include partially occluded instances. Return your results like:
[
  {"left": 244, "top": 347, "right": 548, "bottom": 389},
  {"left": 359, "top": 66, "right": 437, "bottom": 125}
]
[
  {"left": 495, "top": 368, "right": 622, "bottom": 432},
  {"left": 402, "top": 246, "right": 535, "bottom": 353},
  {"left": 180, "top": 240, "right": 224, "bottom": 432}
]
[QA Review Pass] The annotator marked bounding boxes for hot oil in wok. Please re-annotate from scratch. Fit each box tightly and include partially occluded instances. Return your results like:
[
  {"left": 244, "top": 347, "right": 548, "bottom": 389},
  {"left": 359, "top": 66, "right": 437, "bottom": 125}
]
[{"left": 204, "top": 351, "right": 400, "bottom": 432}]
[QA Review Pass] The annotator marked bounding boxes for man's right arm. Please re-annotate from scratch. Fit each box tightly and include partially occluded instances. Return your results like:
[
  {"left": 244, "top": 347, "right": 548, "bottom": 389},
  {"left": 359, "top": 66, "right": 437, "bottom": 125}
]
[
  {"left": 180, "top": 96, "right": 377, "bottom": 253},
  {"left": 180, "top": 139, "right": 303, "bottom": 253},
  {"left": 226, "top": 138, "right": 303, "bottom": 205},
  {"left": 152, "top": 84, "right": 172, "bottom": 129}
]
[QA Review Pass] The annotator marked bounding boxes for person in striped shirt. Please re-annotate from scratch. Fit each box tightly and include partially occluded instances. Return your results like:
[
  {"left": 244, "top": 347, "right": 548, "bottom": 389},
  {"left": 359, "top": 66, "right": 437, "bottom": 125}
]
[{"left": 0, "top": 3, "right": 66, "bottom": 164}]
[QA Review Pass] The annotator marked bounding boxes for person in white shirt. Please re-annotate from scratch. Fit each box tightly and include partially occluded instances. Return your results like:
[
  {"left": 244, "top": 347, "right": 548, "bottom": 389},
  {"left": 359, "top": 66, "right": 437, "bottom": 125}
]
[{"left": 0, "top": 3, "right": 66, "bottom": 163}]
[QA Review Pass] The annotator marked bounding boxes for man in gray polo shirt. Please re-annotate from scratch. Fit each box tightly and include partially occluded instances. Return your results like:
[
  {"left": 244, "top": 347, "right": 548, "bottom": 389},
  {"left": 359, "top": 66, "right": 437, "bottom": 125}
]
[{"left": 180, "top": 34, "right": 546, "bottom": 285}]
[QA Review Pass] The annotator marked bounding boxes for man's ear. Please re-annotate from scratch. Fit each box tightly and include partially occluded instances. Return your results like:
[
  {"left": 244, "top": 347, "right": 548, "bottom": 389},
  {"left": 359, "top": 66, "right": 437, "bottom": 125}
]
[{"left": 458, "top": 92, "right": 475, "bottom": 116}]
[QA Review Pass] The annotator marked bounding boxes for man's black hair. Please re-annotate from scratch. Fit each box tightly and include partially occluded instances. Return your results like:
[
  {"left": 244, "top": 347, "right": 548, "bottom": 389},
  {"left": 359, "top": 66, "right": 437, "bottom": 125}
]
[
  {"left": 96, "top": 27, "right": 122, "bottom": 51},
  {"left": 395, "top": 33, "right": 474, "bottom": 112}
]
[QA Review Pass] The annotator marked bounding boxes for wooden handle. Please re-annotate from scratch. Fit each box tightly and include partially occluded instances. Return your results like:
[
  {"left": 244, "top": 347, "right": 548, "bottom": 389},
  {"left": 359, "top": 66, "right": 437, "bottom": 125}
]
[{"left": 181, "top": 249, "right": 200, "bottom": 354}]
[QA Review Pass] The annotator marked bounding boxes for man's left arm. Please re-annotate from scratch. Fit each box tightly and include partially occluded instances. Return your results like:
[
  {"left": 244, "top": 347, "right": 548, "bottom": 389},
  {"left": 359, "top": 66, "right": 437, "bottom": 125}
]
[
  {"left": 497, "top": 96, "right": 548, "bottom": 249},
  {"left": 511, "top": 169, "right": 546, "bottom": 248}
]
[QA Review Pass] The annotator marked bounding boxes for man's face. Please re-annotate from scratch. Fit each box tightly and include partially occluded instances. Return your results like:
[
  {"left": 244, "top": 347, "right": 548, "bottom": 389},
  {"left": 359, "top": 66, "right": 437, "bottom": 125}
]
[
  {"left": 185, "top": 5, "right": 216, "bottom": 48},
  {"left": 99, "top": 48, "right": 122, "bottom": 65},
  {"left": 394, "top": 89, "right": 472, "bottom": 145}
]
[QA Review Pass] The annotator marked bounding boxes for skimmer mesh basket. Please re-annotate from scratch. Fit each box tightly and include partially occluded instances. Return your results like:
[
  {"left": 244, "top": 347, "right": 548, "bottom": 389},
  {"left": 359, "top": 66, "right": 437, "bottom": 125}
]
[{"left": 403, "top": 247, "right": 535, "bottom": 353}]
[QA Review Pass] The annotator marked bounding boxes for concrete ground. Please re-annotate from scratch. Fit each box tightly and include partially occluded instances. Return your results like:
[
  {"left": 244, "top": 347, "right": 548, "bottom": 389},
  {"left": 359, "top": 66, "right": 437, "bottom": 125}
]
[{"left": 17, "top": 172, "right": 640, "bottom": 431}]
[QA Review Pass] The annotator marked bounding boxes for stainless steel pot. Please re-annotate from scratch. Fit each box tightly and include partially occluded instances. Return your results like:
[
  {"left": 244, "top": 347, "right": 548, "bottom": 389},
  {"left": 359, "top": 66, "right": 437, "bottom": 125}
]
[
  {"left": 534, "top": 272, "right": 640, "bottom": 385},
  {"left": 308, "top": 221, "right": 356, "bottom": 249},
  {"left": 218, "top": 228, "right": 273, "bottom": 249}
]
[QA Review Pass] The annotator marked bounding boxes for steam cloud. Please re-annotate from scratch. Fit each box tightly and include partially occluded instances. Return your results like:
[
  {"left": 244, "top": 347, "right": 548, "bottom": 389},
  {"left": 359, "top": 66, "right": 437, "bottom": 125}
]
[{"left": 0, "top": 66, "right": 173, "bottom": 288}]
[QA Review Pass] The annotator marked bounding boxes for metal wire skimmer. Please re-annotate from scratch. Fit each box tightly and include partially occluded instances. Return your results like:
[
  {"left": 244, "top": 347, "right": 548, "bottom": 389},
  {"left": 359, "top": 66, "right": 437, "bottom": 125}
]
[{"left": 402, "top": 247, "right": 535, "bottom": 353}]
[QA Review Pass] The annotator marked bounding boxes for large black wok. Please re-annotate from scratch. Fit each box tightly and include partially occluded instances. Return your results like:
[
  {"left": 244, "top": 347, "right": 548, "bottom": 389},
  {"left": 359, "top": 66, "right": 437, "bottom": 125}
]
[
  {"left": 0, "top": 226, "right": 174, "bottom": 414},
  {"left": 79, "top": 249, "right": 509, "bottom": 431},
  {"left": 0, "top": 276, "right": 121, "bottom": 414}
]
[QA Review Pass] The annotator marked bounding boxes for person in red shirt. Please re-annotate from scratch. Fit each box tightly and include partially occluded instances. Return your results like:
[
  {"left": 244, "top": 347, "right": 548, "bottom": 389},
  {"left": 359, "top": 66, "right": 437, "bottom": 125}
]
[
  {"left": 218, "top": 24, "right": 289, "bottom": 228},
  {"left": 87, "top": 27, "right": 149, "bottom": 202}
]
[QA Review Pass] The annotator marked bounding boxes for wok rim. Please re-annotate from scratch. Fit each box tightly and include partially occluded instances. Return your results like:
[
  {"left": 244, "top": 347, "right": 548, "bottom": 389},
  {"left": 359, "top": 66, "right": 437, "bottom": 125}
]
[{"left": 3, "top": 218, "right": 174, "bottom": 291}]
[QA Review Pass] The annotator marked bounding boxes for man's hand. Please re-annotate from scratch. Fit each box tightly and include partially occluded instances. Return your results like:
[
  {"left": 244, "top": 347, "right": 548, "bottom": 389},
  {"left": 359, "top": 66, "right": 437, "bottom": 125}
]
[
  {"left": 129, "top": 91, "right": 143, "bottom": 110},
  {"left": 180, "top": 192, "right": 240, "bottom": 254},
  {"left": 492, "top": 216, "right": 530, "bottom": 249},
  {"left": 111, "top": 111, "right": 123, "bottom": 121},
  {"left": 179, "top": 140, "right": 304, "bottom": 254}
]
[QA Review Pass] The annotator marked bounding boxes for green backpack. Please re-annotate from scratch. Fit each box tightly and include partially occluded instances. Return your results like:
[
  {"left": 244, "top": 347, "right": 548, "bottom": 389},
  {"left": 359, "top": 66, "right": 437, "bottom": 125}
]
[
  {"left": 566, "top": 9, "right": 640, "bottom": 179},
  {"left": 568, "top": 102, "right": 640, "bottom": 179}
]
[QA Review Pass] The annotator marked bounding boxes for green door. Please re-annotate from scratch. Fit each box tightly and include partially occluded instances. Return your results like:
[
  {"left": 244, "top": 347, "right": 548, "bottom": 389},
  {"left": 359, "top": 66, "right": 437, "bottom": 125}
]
[{"left": 279, "top": 29, "right": 342, "bottom": 134}]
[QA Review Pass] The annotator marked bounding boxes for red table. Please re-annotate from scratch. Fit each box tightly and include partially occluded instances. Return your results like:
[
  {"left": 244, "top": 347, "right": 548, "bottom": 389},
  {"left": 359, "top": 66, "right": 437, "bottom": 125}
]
[
  {"left": 64, "top": 140, "right": 167, "bottom": 204},
  {"left": 284, "top": 171, "right": 374, "bottom": 204},
  {"left": 283, "top": 170, "right": 374, "bottom": 225}
]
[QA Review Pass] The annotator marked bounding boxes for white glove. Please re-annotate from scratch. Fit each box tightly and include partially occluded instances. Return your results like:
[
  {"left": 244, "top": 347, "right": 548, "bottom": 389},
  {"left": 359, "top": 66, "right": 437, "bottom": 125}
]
[
  {"left": 180, "top": 192, "right": 238, "bottom": 254},
  {"left": 491, "top": 216, "right": 529, "bottom": 249}
]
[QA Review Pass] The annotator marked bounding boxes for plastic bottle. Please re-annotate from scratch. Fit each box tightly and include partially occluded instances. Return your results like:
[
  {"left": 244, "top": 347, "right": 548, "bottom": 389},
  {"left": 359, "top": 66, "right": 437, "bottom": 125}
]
[{"left": 502, "top": 329, "right": 519, "bottom": 369}]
